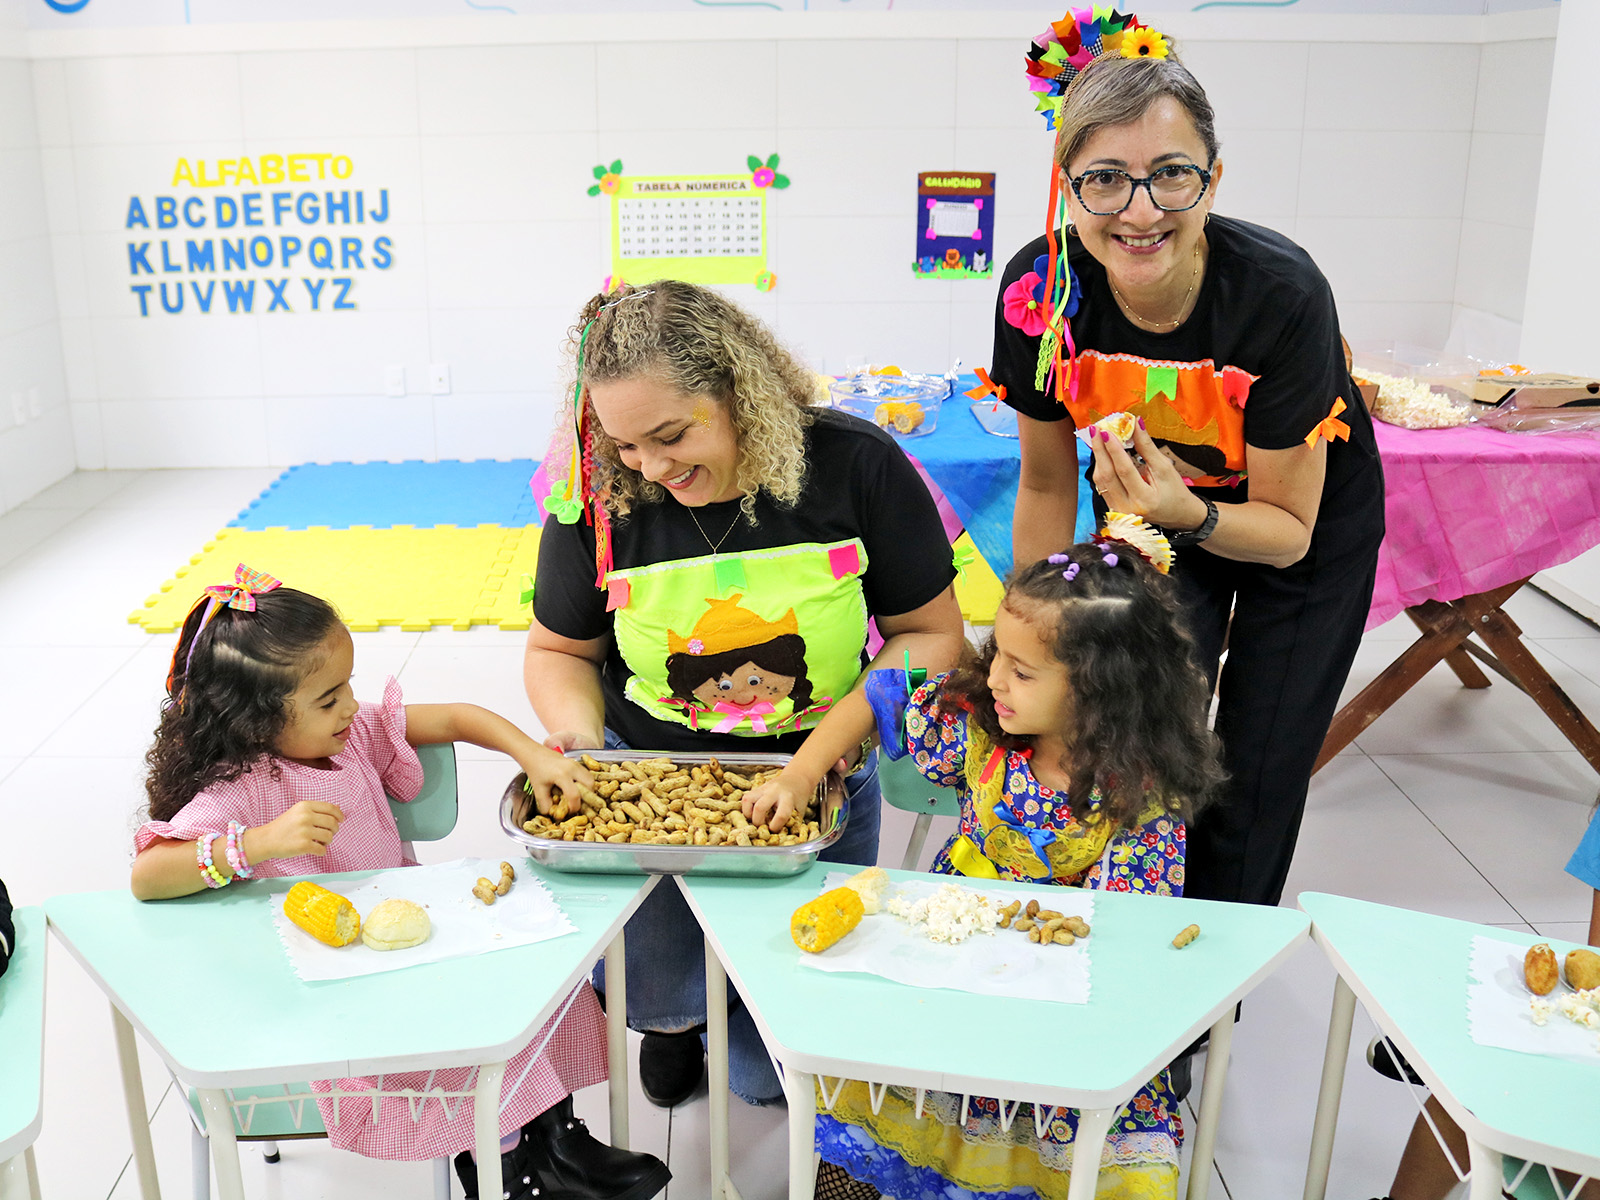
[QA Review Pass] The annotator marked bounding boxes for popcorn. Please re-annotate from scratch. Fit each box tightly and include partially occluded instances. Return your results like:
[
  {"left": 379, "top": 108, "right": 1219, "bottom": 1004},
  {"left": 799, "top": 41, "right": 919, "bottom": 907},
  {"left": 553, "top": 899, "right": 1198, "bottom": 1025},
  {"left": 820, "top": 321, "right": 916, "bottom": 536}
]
[
  {"left": 1354, "top": 368, "right": 1472, "bottom": 430},
  {"left": 886, "top": 882, "right": 1000, "bottom": 944}
]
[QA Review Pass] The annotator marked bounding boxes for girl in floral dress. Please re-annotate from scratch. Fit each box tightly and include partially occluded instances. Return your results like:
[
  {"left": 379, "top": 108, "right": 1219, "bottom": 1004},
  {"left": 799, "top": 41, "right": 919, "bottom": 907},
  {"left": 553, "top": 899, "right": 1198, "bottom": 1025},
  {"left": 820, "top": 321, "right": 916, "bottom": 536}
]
[{"left": 817, "top": 529, "right": 1225, "bottom": 1200}]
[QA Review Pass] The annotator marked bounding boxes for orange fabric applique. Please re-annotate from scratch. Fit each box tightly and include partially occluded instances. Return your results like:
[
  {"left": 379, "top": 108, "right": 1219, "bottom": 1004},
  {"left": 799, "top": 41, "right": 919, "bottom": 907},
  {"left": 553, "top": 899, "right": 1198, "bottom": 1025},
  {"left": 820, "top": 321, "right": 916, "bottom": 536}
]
[
  {"left": 1304, "top": 397, "right": 1351, "bottom": 448},
  {"left": 965, "top": 368, "right": 1007, "bottom": 402}
]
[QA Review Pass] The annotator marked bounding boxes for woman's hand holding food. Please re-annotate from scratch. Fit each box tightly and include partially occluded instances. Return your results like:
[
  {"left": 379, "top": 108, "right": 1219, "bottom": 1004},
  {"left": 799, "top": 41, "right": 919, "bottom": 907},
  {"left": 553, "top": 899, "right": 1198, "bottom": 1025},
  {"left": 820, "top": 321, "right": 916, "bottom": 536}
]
[
  {"left": 1088, "top": 422, "right": 1210, "bottom": 533},
  {"left": 250, "top": 800, "right": 345, "bottom": 861}
]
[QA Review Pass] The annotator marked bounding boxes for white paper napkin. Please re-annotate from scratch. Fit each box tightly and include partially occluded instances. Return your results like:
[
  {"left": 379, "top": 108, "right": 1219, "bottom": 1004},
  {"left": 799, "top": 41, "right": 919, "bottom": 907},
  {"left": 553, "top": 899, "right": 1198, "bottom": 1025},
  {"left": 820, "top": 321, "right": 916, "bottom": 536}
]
[
  {"left": 271, "top": 858, "right": 575, "bottom": 982},
  {"left": 795, "top": 872, "right": 1094, "bottom": 1004},
  {"left": 1466, "top": 936, "right": 1600, "bottom": 1066}
]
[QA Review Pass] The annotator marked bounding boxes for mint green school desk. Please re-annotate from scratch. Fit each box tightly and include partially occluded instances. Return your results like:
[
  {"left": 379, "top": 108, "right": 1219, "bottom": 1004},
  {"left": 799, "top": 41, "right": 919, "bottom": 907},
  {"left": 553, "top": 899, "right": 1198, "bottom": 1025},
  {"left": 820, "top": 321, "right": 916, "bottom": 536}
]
[
  {"left": 679, "top": 867, "right": 1311, "bottom": 1200},
  {"left": 1299, "top": 891, "right": 1600, "bottom": 1200},
  {"left": 46, "top": 868, "right": 658, "bottom": 1200},
  {"left": 0, "top": 907, "right": 46, "bottom": 1200}
]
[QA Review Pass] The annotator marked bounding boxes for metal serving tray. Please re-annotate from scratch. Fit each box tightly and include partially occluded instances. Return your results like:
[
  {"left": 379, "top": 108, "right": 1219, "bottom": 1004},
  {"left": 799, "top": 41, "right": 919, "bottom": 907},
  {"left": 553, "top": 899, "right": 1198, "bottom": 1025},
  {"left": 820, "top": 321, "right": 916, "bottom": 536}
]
[{"left": 499, "top": 750, "right": 844, "bottom": 877}]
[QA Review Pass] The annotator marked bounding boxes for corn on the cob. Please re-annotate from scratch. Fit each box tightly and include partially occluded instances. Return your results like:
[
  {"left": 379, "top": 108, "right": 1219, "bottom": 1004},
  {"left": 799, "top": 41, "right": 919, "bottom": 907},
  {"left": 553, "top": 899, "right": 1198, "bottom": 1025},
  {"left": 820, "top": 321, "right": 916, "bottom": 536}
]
[
  {"left": 791, "top": 887, "right": 864, "bottom": 954},
  {"left": 284, "top": 880, "right": 361, "bottom": 947}
]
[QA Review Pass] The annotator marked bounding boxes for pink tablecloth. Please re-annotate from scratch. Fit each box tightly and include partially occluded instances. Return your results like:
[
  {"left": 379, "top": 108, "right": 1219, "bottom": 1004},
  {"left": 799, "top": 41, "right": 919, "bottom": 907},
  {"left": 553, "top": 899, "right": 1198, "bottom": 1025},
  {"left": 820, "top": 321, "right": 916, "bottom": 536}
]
[{"left": 1367, "top": 423, "right": 1600, "bottom": 629}]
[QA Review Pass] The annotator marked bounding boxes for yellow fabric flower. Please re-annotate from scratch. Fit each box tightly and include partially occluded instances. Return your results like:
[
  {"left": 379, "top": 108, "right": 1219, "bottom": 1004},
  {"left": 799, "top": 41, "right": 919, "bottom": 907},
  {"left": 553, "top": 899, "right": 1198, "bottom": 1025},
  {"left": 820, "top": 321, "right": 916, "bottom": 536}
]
[{"left": 1120, "top": 27, "right": 1169, "bottom": 59}]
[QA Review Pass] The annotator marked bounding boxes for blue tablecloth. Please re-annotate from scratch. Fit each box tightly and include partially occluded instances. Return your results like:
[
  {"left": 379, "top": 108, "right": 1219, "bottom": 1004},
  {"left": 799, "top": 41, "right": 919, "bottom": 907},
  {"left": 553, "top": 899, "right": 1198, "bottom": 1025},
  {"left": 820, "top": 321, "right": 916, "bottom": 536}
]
[{"left": 904, "top": 375, "right": 1093, "bottom": 579}]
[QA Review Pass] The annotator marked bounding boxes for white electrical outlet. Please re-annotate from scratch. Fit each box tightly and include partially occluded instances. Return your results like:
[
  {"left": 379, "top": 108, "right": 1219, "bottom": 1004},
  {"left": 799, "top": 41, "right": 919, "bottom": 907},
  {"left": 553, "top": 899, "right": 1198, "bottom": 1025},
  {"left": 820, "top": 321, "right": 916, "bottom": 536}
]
[
  {"left": 384, "top": 365, "right": 406, "bottom": 397},
  {"left": 429, "top": 363, "right": 451, "bottom": 395},
  {"left": 10, "top": 393, "right": 24, "bottom": 425},
  {"left": 27, "top": 387, "right": 40, "bottom": 418}
]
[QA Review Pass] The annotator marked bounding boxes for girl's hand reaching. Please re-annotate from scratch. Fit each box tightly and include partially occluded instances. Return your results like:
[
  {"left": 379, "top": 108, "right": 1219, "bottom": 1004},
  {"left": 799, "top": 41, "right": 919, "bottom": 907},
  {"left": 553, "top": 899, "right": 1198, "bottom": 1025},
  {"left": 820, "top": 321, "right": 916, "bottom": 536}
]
[
  {"left": 742, "top": 760, "right": 841, "bottom": 833},
  {"left": 520, "top": 747, "right": 594, "bottom": 821},
  {"left": 251, "top": 800, "right": 345, "bottom": 861}
]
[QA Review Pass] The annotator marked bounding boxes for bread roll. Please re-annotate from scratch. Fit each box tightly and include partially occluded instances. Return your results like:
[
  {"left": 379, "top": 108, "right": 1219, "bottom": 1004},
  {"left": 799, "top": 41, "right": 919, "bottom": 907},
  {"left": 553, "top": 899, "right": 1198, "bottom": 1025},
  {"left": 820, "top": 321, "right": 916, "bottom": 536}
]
[
  {"left": 842, "top": 866, "right": 889, "bottom": 914},
  {"left": 361, "top": 898, "right": 431, "bottom": 951},
  {"left": 1566, "top": 947, "right": 1600, "bottom": 991}
]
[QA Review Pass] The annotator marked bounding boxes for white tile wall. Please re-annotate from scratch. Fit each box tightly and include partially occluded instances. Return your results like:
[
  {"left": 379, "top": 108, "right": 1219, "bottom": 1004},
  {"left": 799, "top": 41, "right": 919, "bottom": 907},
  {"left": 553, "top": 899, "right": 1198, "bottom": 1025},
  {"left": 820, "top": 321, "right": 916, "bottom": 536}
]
[
  {"left": 0, "top": 53, "right": 72, "bottom": 514},
  {"left": 0, "top": 24, "right": 1561, "bottom": 480}
]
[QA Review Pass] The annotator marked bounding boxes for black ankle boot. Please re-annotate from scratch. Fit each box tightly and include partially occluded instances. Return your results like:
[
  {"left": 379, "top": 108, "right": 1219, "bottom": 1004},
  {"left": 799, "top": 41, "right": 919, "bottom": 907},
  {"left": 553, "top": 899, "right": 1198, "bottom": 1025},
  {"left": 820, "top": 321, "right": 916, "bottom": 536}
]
[
  {"left": 518, "top": 1096, "right": 671, "bottom": 1200},
  {"left": 455, "top": 1140, "right": 544, "bottom": 1200}
]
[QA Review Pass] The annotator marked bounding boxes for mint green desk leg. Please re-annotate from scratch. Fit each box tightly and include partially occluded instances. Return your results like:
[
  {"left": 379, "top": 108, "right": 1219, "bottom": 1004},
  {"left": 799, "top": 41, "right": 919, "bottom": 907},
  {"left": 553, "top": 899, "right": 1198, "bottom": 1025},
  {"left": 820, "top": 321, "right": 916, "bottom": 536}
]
[
  {"left": 1303, "top": 974, "right": 1357, "bottom": 1200},
  {"left": 1466, "top": 1140, "right": 1504, "bottom": 1200},
  {"left": 111, "top": 1004, "right": 162, "bottom": 1200},
  {"left": 475, "top": 1062, "right": 508, "bottom": 1193},
  {"left": 1185, "top": 1009, "right": 1236, "bottom": 1200},
  {"left": 197, "top": 1088, "right": 246, "bottom": 1200},
  {"left": 606, "top": 931, "right": 630, "bottom": 1150},
  {"left": 1065, "top": 1106, "right": 1116, "bottom": 1200}
]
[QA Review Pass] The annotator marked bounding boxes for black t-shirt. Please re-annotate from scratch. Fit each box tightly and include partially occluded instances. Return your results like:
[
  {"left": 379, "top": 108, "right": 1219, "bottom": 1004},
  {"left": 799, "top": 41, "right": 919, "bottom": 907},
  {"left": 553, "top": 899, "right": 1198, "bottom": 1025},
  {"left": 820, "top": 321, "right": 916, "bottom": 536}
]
[
  {"left": 992, "top": 215, "right": 1383, "bottom": 555},
  {"left": 535, "top": 407, "right": 956, "bottom": 753}
]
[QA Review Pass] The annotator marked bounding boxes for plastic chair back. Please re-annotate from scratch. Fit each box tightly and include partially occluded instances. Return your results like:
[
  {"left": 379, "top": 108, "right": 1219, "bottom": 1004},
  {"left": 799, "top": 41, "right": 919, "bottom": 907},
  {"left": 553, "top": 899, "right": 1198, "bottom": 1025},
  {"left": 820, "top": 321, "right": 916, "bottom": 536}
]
[
  {"left": 877, "top": 753, "right": 959, "bottom": 871},
  {"left": 389, "top": 742, "right": 459, "bottom": 846}
]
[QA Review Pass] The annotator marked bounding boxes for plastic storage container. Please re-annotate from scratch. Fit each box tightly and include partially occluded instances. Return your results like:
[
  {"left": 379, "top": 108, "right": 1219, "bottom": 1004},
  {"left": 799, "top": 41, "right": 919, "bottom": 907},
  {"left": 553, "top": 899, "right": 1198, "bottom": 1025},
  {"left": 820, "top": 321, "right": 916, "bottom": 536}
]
[{"left": 829, "top": 370, "right": 950, "bottom": 438}]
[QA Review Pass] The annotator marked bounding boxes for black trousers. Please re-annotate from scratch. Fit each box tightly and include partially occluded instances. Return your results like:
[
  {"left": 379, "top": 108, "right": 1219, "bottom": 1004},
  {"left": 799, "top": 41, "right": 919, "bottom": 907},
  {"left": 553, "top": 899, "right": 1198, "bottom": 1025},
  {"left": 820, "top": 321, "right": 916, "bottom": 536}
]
[{"left": 1172, "top": 499, "right": 1382, "bottom": 908}]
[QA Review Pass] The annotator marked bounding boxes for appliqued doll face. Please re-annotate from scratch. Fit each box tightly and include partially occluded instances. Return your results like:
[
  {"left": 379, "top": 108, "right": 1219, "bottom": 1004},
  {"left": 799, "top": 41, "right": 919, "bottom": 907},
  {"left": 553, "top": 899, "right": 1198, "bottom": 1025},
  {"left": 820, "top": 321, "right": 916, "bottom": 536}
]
[{"left": 691, "top": 661, "right": 798, "bottom": 709}]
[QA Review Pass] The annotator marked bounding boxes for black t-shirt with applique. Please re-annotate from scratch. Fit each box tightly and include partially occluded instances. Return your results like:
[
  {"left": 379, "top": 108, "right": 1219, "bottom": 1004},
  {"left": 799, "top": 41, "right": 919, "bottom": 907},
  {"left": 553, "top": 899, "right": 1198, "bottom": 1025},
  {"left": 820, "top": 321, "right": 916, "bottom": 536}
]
[
  {"left": 534, "top": 407, "right": 956, "bottom": 753},
  {"left": 991, "top": 215, "right": 1382, "bottom": 558}
]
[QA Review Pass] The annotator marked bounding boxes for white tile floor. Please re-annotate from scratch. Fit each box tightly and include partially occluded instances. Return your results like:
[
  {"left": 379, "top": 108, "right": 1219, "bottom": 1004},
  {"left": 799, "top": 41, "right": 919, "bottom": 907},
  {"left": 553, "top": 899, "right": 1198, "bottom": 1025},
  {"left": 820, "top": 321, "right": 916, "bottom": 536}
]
[{"left": 2, "top": 467, "right": 1597, "bottom": 1200}]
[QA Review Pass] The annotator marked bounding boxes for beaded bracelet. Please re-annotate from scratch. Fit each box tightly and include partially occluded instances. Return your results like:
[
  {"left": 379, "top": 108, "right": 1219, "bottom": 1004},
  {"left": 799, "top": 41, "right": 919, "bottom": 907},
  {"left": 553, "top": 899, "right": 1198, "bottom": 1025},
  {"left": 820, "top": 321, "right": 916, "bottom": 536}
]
[
  {"left": 196, "top": 832, "right": 230, "bottom": 889},
  {"left": 224, "top": 821, "right": 254, "bottom": 879}
]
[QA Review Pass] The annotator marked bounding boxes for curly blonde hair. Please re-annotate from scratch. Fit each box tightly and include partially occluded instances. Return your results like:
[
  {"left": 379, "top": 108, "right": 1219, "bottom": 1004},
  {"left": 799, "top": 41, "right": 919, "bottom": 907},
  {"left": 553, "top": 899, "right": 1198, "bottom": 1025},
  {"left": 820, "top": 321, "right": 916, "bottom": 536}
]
[{"left": 556, "top": 281, "right": 821, "bottom": 522}]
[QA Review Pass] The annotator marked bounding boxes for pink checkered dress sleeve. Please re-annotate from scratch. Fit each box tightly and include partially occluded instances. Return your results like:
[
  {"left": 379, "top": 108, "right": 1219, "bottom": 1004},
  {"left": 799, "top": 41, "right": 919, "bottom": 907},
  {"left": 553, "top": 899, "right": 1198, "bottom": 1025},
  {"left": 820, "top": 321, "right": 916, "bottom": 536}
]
[
  {"left": 348, "top": 676, "right": 424, "bottom": 805},
  {"left": 906, "top": 675, "right": 968, "bottom": 790},
  {"left": 135, "top": 774, "right": 259, "bottom": 854}
]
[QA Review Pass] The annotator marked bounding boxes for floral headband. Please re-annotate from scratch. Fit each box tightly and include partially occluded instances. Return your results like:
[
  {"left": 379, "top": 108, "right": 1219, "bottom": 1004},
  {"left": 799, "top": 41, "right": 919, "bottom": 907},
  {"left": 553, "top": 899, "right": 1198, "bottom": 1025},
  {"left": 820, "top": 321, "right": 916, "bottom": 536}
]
[
  {"left": 1021, "top": 8, "right": 1170, "bottom": 409},
  {"left": 165, "top": 563, "right": 283, "bottom": 695}
]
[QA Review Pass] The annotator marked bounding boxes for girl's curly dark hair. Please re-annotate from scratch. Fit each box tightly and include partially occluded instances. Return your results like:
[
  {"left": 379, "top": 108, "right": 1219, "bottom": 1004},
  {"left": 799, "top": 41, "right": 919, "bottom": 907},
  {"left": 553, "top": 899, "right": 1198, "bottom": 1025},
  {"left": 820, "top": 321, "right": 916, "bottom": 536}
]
[
  {"left": 938, "top": 542, "right": 1223, "bottom": 829},
  {"left": 144, "top": 587, "right": 343, "bottom": 823}
]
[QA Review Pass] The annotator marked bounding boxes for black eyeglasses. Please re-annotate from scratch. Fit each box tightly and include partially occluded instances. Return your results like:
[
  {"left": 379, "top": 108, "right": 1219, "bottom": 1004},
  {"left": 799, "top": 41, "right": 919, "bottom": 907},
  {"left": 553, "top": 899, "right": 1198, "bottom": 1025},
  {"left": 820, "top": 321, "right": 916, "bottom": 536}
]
[{"left": 1067, "top": 163, "right": 1213, "bottom": 216}]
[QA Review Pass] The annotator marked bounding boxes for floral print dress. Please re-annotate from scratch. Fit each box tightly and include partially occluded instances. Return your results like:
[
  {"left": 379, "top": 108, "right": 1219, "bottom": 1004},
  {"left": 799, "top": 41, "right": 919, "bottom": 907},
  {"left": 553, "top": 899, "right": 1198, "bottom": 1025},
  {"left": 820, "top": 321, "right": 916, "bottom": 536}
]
[{"left": 814, "top": 679, "right": 1187, "bottom": 1200}]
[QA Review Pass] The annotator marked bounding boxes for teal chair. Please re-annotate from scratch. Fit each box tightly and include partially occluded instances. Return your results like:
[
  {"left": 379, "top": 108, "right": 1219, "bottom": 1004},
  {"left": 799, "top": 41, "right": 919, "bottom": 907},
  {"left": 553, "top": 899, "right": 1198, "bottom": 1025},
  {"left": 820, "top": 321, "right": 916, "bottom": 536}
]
[
  {"left": 877, "top": 752, "right": 960, "bottom": 871},
  {"left": 0, "top": 906, "right": 46, "bottom": 1200},
  {"left": 185, "top": 743, "right": 458, "bottom": 1200}
]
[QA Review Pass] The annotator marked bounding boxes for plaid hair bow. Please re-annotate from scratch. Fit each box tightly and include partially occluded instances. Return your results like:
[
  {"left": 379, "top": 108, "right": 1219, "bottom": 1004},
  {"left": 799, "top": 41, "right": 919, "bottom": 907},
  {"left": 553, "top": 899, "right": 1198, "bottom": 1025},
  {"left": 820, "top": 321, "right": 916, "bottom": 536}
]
[{"left": 204, "top": 564, "right": 282, "bottom": 612}]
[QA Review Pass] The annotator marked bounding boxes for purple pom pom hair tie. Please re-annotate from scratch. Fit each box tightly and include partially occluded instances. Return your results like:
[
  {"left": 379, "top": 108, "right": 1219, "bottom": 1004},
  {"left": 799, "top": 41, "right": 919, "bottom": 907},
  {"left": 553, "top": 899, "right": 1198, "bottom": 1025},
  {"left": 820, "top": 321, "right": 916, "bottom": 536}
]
[
  {"left": 1046, "top": 553, "right": 1072, "bottom": 564},
  {"left": 1101, "top": 551, "right": 1119, "bottom": 568},
  {"left": 1061, "top": 562, "right": 1080, "bottom": 582}
]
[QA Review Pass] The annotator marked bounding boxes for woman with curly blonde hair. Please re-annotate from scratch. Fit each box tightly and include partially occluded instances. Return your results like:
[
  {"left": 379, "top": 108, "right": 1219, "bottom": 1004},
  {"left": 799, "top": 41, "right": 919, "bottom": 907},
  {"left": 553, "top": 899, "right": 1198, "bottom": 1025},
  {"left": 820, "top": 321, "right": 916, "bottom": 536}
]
[{"left": 525, "top": 281, "right": 964, "bottom": 1110}]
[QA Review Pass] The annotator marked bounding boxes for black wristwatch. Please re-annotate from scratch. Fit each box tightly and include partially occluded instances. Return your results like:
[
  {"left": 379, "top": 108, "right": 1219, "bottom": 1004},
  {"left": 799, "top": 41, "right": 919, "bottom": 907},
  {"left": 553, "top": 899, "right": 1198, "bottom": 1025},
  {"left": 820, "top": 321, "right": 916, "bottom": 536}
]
[{"left": 1165, "top": 496, "right": 1219, "bottom": 547}]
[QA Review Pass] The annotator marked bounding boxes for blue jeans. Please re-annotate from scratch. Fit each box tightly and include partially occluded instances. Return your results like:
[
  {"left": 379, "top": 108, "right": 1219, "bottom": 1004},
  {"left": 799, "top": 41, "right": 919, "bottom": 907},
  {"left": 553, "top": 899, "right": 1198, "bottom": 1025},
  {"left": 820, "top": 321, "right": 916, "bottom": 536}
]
[{"left": 593, "top": 734, "right": 882, "bottom": 1104}]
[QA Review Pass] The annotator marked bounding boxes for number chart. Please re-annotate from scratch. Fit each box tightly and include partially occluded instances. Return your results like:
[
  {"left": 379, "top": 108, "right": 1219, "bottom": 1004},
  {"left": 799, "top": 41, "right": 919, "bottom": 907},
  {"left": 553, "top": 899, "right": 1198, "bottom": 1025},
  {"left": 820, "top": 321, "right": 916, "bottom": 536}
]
[{"left": 609, "top": 175, "right": 770, "bottom": 288}]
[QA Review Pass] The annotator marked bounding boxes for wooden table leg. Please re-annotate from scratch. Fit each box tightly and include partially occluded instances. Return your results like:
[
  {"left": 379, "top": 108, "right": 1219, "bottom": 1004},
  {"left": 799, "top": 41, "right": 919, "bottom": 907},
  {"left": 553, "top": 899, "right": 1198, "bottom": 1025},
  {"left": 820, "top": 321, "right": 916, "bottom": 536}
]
[
  {"left": 1409, "top": 609, "right": 1492, "bottom": 689},
  {"left": 1471, "top": 603, "right": 1600, "bottom": 774},
  {"left": 1316, "top": 580, "right": 1528, "bottom": 774}
]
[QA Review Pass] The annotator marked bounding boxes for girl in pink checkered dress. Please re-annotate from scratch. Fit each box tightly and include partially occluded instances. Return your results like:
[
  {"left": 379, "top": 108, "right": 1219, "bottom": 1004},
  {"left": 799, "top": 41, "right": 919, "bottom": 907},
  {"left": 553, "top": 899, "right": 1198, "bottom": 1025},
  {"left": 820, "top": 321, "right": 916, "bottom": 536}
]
[{"left": 132, "top": 565, "right": 670, "bottom": 1200}]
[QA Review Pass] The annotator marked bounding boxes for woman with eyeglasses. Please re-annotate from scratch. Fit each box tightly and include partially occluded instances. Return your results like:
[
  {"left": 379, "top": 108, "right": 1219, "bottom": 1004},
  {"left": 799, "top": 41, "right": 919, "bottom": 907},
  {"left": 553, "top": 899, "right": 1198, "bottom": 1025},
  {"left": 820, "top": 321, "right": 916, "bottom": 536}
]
[{"left": 991, "top": 30, "right": 1384, "bottom": 912}]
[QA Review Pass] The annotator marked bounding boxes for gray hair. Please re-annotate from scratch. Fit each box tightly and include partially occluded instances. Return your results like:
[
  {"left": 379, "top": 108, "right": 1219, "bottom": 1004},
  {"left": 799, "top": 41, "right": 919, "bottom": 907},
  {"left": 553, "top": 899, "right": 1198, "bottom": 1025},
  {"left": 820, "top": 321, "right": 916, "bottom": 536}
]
[{"left": 1053, "top": 54, "right": 1220, "bottom": 175}]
